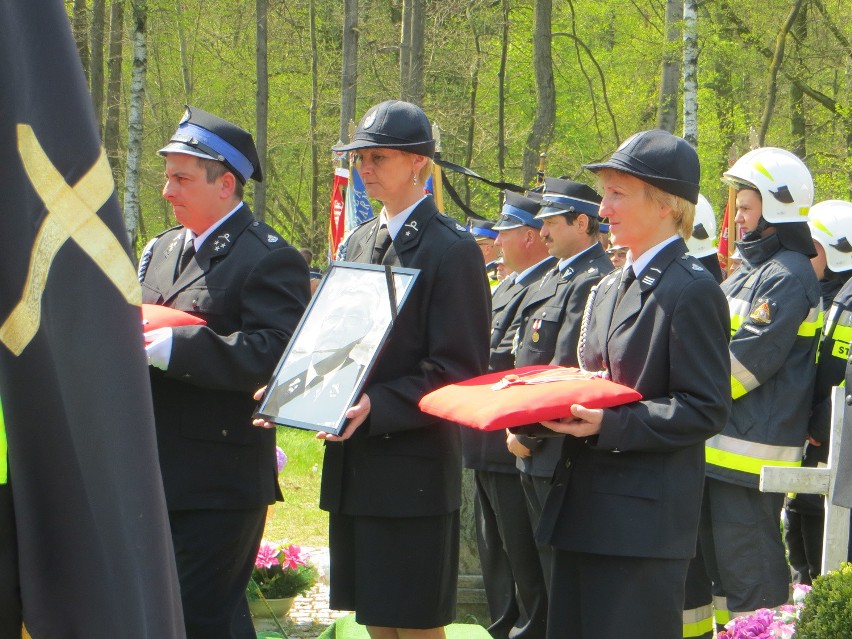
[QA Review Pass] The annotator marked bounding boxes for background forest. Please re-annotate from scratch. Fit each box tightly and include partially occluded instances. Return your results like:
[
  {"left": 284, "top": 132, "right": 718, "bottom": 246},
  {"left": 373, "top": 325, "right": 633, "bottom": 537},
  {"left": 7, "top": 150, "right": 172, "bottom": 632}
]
[{"left": 67, "top": 0, "right": 852, "bottom": 264}]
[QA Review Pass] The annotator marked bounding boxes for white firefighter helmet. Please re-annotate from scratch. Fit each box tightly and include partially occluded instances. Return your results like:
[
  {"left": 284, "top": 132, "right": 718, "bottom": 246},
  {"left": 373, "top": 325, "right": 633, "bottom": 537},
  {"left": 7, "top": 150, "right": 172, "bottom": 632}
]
[
  {"left": 722, "top": 147, "right": 813, "bottom": 224},
  {"left": 808, "top": 200, "right": 852, "bottom": 273},
  {"left": 686, "top": 194, "right": 718, "bottom": 258}
]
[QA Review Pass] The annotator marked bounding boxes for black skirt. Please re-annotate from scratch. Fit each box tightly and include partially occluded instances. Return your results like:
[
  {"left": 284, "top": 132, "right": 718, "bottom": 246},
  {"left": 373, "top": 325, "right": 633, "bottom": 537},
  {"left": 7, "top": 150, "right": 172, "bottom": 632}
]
[{"left": 328, "top": 510, "right": 460, "bottom": 628}]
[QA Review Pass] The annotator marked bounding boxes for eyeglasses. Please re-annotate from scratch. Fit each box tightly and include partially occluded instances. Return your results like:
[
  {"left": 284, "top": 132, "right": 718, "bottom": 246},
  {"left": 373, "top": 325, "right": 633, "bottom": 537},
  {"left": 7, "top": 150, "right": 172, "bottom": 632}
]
[{"left": 606, "top": 249, "right": 628, "bottom": 258}]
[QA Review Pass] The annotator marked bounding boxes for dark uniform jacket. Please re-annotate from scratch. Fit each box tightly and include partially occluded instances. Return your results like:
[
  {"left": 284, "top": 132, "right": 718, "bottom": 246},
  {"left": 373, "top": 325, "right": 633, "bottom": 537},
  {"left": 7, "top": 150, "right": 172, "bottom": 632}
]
[
  {"left": 139, "top": 205, "right": 310, "bottom": 511},
  {"left": 462, "top": 257, "right": 557, "bottom": 473},
  {"left": 512, "top": 242, "right": 613, "bottom": 478},
  {"left": 538, "top": 239, "right": 730, "bottom": 559},
  {"left": 319, "top": 197, "right": 491, "bottom": 518}
]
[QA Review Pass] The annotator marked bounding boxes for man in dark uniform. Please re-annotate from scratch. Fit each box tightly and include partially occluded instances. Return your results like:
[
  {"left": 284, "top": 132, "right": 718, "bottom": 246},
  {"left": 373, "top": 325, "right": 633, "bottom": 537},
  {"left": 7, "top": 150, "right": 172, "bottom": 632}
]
[
  {"left": 140, "top": 106, "right": 310, "bottom": 639},
  {"left": 507, "top": 177, "right": 613, "bottom": 590},
  {"left": 462, "top": 191, "right": 555, "bottom": 639}
]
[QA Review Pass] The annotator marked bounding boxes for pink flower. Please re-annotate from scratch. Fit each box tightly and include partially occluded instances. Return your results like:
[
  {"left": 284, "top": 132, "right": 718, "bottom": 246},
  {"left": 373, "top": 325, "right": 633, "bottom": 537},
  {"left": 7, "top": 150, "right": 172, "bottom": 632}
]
[
  {"left": 255, "top": 541, "right": 280, "bottom": 569},
  {"left": 280, "top": 544, "right": 308, "bottom": 570},
  {"left": 276, "top": 447, "right": 287, "bottom": 473}
]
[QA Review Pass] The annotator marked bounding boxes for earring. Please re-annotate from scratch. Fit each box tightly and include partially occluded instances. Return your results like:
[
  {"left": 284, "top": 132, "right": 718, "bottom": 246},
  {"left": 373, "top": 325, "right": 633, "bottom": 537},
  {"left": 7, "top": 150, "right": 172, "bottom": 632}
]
[{"left": 413, "top": 174, "right": 418, "bottom": 186}]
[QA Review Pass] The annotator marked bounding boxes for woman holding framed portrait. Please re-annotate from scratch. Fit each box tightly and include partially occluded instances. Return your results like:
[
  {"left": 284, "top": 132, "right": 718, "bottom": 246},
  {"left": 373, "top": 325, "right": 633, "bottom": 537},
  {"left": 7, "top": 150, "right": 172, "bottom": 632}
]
[{"left": 257, "top": 100, "right": 490, "bottom": 639}]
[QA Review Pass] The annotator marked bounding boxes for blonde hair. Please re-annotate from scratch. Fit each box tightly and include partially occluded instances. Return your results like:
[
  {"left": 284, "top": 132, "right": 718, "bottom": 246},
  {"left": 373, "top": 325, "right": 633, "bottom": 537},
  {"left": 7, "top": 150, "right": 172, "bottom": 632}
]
[
  {"left": 643, "top": 182, "right": 695, "bottom": 240},
  {"left": 418, "top": 157, "right": 434, "bottom": 184}
]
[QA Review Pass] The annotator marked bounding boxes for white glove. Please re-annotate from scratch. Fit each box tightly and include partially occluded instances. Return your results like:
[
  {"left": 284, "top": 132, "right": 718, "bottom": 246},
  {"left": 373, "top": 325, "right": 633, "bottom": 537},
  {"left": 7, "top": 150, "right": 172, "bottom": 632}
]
[{"left": 145, "top": 327, "right": 173, "bottom": 371}]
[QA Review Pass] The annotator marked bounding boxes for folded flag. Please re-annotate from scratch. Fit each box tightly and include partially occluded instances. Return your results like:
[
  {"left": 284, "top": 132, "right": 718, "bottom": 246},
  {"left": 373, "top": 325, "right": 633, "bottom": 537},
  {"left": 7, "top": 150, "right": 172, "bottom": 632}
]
[
  {"left": 419, "top": 365, "right": 642, "bottom": 431},
  {"left": 141, "top": 303, "right": 205, "bottom": 341}
]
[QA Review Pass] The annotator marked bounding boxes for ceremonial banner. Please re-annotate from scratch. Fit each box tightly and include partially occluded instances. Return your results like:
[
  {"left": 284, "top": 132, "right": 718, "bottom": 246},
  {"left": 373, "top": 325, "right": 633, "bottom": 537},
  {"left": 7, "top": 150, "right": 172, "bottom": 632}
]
[
  {"left": 345, "top": 165, "right": 374, "bottom": 232},
  {"left": 328, "top": 167, "right": 348, "bottom": 259},
  {"left": 0, "top": 1, "right": 184, "bottom": 637}
]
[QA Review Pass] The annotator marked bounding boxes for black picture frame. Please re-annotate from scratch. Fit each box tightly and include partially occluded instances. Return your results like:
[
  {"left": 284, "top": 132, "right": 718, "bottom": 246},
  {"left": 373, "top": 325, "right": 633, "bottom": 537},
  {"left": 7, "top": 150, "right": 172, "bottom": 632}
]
[{"left": 254, "top": 261, "right": 419, "bottom": 435}]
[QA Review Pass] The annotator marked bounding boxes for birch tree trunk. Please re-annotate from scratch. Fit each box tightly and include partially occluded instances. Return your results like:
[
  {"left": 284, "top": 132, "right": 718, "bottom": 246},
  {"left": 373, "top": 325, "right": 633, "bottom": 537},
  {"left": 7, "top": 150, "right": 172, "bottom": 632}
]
[
  {"left": 522, "top": 0, "right": 555, "bottom": 185},
  {"left": 124, "top": 0, "right": 147, "bottom": 248},
  {"left": 255, "top": 0, "right": 268, "bottom": 222},
  {"left": 89, "top": 0, "right": 107, "bottom": 133},
  {"left": 105, "top": 0, "right": 124, "bottom": 181},
  {"left": 339, "top": 0, "right": 358, "bottom": 144},
  {"left": 682, "top": 0, "right": 698, "bottom": 146},
  {"left": 657, "top": 0, "right": 682, "bottom": 133}
]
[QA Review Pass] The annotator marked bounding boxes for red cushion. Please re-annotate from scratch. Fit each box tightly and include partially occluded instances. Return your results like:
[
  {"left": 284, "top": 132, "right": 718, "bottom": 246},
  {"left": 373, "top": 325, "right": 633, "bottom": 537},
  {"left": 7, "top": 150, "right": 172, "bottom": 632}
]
[
  {"left": 141, "top": 304, "right": 205, "bottom": 339},
  {"left": 418, "top": 365, "right": 642, "bottom": 431}
]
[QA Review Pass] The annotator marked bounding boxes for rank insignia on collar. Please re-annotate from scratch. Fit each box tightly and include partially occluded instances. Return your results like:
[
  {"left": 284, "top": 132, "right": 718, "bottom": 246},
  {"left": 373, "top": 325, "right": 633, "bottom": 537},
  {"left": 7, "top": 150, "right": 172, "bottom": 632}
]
[
  {"left": 213, "top": 233, "right": 231, "bottom": 252},
  {"left": 642, "top": 275, "right": 655, "bottom": 285},
  {"left": 561, "top": 267, "right": 574, "bottom": 280},
  {"left": 267, "top": 234, "right": 279, "bottom": 243},
  {"left": 750, "top": 301, "right": 773, "bottom": 324},
  {"left": 166, "top": 236, "right": 181, "bottom": 255}
]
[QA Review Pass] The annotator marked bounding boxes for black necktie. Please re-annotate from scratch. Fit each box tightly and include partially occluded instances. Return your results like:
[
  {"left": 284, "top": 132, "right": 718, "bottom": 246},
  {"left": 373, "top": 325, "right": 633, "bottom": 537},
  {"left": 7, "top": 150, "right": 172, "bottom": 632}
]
[
  {"left": 372, "top": 225, "right": 392, "bottom": 264},
  {"left": 177, "top": 241, "right": 196, "bottom": 277},
  {"left": 614, "top": 267, "right": 635, "bottom": 307}
]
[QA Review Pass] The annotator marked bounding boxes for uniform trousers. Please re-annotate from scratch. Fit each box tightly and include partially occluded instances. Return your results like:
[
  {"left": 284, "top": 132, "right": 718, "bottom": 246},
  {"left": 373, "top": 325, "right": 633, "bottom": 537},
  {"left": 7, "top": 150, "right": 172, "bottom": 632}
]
[
  {"left": 783, "top": 507, "right": 852, "bottom": 585},
  {"left": 547, "top": 549, "right": 688, "bottom": 639},
  {"left": 519, "top": 473, "right": 553, "bottom": 593},
  {"left": 169, "top": 506, "right": 267, "bottom": 639},
  {"left": 698, "top": 478, "right": 789, "bottom": 613},
  {"left": 474, "top": 470, "right": 548, "bottom": 639},
  {"left": 0, "top": 483, "right": 21, "bottom": 637}
]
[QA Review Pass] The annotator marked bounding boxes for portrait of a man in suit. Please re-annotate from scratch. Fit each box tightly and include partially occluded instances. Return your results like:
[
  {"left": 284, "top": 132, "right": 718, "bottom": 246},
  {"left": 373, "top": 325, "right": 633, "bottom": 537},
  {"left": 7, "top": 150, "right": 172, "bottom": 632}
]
[{"left": 260, "top": 270, "right": 404, "bottom": 432}]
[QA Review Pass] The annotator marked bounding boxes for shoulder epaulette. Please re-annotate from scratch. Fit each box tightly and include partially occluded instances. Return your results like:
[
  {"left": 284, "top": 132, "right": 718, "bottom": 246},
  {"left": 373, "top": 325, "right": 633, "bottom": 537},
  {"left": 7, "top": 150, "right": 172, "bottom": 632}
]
[
  {"left": 246, "top": 219, "right": 287, "bottom": 247},
  {"left": 436, "top": 213, "right": 470, "bottom": 237},
  {"left": 677, "top": 254, "right": 709, "bottom": 278}
]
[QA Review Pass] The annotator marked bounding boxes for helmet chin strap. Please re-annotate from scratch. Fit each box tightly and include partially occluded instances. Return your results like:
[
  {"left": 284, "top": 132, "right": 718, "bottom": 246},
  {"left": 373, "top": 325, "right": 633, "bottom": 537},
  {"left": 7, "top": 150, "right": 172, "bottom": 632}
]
[{"left": 743, "top": 215, "right": 771, "bottom": 242}]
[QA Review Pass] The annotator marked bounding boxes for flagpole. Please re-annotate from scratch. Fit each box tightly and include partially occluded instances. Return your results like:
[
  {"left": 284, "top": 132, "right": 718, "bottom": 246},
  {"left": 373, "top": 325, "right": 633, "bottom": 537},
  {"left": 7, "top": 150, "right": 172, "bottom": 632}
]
[{"left": 431, "top": 122, "right": 445, "bottom": 213}]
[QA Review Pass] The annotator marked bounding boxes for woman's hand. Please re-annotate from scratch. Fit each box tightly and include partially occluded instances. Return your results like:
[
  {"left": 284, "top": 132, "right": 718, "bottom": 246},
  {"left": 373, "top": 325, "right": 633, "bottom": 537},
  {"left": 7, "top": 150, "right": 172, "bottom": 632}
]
[
  {"left": 316, "top": 393, "right": 371, "bottom": 442},
  {"left": 540, "top": 404, "right": 603, "bottom": 437}
]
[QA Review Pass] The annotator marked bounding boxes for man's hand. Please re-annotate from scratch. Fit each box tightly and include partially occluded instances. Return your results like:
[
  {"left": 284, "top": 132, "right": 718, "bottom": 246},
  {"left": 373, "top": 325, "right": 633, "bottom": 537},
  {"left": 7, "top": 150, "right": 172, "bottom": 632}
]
[
  {"left": 316, "top": 393, "right": 371, "bottom": 442},
  {"left": 506, "top": 431, "right": 532, "bottom": 458},
  {"left": 540, "top": 403, "right": 603, "bottom": 437},
  {"left": 145, "top": 327, "right": 173, "bottom": 370}
]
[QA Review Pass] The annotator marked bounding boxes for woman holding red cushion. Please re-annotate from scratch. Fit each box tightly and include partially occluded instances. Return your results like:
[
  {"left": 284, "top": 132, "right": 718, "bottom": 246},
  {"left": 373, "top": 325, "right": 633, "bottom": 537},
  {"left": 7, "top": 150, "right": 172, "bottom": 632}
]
[{"left": 536, "top": 130, "right": 731, "bottom": 639}]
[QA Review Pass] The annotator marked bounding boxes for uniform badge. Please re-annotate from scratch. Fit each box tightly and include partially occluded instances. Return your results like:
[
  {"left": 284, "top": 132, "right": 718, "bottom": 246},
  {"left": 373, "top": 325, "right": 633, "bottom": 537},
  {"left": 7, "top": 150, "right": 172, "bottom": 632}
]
[
  {"left": 750, "top": 301, "right": 773, "bottom": 324},
  {"left": 267, "top": 234, "right": 279, "bottom": 243},
  {"left": 179, "top": 108, "right": 191, "bottom": 124},
  {"left": 363, "top": 109, "right": 377, "bottom": 129},
  {"left": 691, "top": 263, "right": 704, "bottom": 271},
  {"left": 455, "top": 223, "right": 466, "bottom": 232},
  {"left": 561, "top": 267, "right": 574, "bottom": 280},
  {"left": 213, "top": 233, "right": 231, "bottom": 252},
  {"left": 531, "top": 319, "right": 542, "bottom": 343}
]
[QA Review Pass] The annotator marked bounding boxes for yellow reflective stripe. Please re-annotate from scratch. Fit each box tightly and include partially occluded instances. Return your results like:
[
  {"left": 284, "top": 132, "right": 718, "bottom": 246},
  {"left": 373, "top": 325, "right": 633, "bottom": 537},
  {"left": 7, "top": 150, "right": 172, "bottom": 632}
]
[
  {"left": 706, "top": 446, "right": 802, "bottom": 475},
  {"left": 832, "top": 340, "right": 851, "bottom": 360},
  {"left": 683, "top": 604, "right": 714, "bottom": 637},
  {"left": 798, "top": 308, "right": 823, "bottom": 337},
  {"left": 713, "top": 596, "right": 731, "bottom": 625},
  {"left": 0, "top": 396, "right": 6, "bottom": 485},
  {"left": 730, "top": 354, "right": 759, "bottom": 398},
  {"left": 730, "top": 314, "right": 745, "bottom": 335},
  {"left": 832, "top": 323, "right": 852, "bottom": 343}
]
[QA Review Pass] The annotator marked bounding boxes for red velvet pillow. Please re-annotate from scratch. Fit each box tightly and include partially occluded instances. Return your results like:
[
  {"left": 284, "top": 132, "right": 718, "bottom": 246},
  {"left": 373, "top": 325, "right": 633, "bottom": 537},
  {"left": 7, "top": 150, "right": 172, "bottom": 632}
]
[
  {"left": 418, "top": 365, "right": 642, "bottom": 431},
  {"left": 141, "top": 303, "right": 206, "bottom": 342}
]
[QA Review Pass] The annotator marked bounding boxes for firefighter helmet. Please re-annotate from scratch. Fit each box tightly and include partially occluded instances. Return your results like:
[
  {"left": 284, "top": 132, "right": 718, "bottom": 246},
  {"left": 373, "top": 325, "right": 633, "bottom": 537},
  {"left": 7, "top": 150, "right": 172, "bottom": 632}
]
[
  {"left": 686, "top": 194, "right": 718, "bottom": 258},
  {"left": 808, "top": 200, "right": 852, "bottom": 273},
  {"left": 722, "top": 147, "right": 813, "bottom": 224}
]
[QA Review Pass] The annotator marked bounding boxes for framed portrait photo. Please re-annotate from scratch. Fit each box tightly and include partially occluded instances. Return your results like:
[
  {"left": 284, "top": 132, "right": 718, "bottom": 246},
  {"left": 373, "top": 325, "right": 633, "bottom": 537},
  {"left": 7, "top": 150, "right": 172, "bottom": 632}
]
[{"left": 254, "top": 261, "right": 419, "bottom": 435}]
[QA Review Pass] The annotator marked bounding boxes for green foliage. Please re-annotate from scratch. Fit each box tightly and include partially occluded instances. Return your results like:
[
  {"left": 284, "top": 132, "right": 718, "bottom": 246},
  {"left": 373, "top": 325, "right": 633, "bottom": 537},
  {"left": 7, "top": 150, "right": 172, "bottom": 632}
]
[
  {"left": 248, "top": 561, "right": 319, "bottom": 600},
  {"left": 795, "top": 562, "right": 852, "bottom": 638}
]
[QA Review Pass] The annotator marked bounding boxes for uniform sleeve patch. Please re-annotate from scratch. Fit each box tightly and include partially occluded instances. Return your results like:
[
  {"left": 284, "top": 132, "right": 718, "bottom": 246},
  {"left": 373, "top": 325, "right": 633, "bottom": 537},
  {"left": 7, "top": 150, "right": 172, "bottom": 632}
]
[{"left": 749, "top": 298, "right": 775, "bottom": 325}]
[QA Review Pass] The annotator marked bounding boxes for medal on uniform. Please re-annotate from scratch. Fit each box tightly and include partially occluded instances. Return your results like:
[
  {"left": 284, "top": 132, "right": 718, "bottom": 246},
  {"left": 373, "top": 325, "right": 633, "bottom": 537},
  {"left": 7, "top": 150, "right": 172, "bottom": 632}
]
[{"left": 531, "top": 319, "right": 541, "bottom": 343}]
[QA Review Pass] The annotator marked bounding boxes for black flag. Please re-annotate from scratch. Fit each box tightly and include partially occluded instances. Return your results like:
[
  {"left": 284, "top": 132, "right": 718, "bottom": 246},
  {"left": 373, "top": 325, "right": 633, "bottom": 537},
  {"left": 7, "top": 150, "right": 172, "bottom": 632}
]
[{"left": 0, "top": 1, "right": 185, "bottom": 637}]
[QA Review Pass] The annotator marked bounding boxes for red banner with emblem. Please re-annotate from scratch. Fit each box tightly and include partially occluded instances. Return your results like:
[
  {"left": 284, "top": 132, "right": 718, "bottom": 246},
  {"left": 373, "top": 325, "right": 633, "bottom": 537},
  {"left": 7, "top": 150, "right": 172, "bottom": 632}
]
[{"left": 328, "top": 168, "right": 348, "bottom": 259}]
